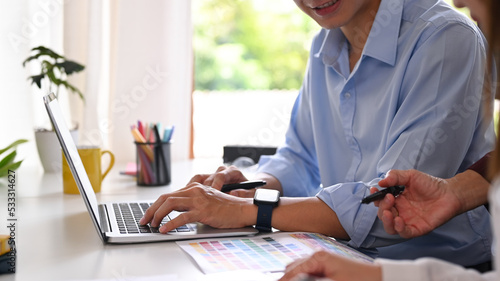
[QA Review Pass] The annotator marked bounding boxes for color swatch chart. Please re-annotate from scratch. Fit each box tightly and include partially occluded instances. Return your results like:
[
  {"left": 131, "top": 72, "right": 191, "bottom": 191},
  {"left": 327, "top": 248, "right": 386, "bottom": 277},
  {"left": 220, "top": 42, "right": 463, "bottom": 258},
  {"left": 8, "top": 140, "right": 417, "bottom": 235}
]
[
  {"left": 176, "top": 232, "right": 373, "bottom": 274},
  {"left": 288, "top": 233, "right": 373, "bottom": 263}
]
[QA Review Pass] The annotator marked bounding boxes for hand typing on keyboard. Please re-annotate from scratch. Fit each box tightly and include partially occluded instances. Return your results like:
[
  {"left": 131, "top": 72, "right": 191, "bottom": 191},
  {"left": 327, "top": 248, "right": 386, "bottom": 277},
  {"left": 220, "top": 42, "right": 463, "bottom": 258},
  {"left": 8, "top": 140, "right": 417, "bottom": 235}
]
[
  {"left": 114, "top": 203, "right": 192, "bottom": 234},
  {"left": 139, "top": 166, "right": 343, "bottom": 238},
  {"left": 139, "top": 182, "right": 257, "bottom": 234}
]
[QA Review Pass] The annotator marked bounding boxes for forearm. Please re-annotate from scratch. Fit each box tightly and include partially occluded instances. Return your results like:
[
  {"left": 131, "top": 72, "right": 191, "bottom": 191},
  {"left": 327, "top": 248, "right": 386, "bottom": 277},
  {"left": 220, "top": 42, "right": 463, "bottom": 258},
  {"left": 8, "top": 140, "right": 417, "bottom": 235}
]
[
  {"left": 448, "top": 170, "right": 489, "bottom": 215},
  {"left": 253, "top": 172, "right": 284, "bottom": 194},
  {"left": 274, "top": 197, "right": 349, "bottom": 238},
  {"left": 242, "top": 196, "right": 349, "bottom": 239}
]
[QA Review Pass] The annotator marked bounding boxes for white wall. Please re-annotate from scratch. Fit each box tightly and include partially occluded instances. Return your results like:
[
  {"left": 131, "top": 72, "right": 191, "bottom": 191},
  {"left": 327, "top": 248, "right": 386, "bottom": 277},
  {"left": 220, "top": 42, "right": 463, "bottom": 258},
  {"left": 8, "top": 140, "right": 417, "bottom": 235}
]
[
  {"left": 0, "top": 0, "right": 65, "bottom": 169},
  {"left": 0, "top": 1, "right": 193, "bottom": 172}
]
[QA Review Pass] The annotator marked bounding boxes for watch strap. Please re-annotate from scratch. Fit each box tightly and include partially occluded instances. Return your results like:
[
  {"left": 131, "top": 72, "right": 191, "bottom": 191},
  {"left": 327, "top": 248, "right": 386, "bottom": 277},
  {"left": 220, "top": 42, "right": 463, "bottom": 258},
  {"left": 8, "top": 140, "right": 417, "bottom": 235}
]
[{"left": 255, "top": 203, "right": 274, "bottom": 232}]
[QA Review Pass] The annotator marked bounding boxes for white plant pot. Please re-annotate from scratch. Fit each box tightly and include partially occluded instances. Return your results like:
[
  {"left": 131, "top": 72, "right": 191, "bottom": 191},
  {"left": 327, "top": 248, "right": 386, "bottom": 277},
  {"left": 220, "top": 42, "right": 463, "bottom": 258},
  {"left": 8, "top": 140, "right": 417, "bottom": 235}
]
[{"left": 34, "top": 129, "right": 78, "bottom": 173}]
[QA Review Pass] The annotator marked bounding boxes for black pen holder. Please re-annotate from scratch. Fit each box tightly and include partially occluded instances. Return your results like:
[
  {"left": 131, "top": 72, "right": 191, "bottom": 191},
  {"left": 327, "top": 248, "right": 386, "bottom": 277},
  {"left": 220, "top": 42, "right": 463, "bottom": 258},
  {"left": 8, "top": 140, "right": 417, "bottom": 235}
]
[{"left": 135, "top": 142, "right": 171, "bottom": 186}]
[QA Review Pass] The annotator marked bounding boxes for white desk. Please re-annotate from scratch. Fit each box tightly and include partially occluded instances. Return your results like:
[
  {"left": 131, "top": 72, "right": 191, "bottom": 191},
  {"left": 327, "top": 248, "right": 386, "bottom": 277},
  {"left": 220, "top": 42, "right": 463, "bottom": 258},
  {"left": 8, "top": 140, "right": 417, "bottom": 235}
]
[{"left": 0, "top": 159, "right": 232, "bottom": 281}]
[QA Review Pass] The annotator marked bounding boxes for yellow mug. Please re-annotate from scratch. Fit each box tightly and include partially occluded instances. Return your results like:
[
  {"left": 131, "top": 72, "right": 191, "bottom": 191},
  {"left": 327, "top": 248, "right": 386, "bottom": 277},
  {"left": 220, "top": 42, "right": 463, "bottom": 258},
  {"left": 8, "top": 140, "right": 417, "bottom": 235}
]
[{"left": 62, "top": 146, "right": 115, "bottom": 194}]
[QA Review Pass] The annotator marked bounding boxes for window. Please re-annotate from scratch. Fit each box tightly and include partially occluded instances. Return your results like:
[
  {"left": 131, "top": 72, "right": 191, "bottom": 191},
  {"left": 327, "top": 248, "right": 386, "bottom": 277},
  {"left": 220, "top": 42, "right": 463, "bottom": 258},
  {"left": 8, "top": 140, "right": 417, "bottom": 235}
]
[
  {"left": 191, "top": 0, "right": 486, "bottom": 159},
  {"left": 192, "top": 0, "right": 316, "bottom": 159}
]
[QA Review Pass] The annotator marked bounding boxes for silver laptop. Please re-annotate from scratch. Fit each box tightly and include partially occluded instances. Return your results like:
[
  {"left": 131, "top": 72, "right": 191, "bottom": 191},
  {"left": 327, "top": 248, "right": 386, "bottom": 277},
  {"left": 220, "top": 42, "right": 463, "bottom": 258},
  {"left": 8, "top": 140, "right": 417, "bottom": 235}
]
[{"left": 43, "top": 93, "right": 258, "bottom": 244}]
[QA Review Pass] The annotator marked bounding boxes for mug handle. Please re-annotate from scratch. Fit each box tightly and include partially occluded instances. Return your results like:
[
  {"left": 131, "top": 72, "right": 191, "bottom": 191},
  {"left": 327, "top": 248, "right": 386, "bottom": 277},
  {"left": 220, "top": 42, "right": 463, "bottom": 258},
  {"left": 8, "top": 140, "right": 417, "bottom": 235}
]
[{"left": 101, "top": 150, "right": 115, "bottom": 181}]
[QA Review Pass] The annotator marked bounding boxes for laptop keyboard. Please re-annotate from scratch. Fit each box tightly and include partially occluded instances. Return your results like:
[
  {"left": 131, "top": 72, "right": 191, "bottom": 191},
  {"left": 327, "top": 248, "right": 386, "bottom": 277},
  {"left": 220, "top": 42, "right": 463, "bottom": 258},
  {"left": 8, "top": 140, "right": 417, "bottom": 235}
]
[{"left": 113, "top": 203, "right": 192, "bottom": 234}]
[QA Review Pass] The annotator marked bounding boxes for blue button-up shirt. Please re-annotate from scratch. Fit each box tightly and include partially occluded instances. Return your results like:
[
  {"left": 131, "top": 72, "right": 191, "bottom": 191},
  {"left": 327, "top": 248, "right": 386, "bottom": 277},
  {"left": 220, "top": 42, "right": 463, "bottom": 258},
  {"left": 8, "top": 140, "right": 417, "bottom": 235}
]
[{"left": 257, "top": 0, "right": 494, "bottom": 266}]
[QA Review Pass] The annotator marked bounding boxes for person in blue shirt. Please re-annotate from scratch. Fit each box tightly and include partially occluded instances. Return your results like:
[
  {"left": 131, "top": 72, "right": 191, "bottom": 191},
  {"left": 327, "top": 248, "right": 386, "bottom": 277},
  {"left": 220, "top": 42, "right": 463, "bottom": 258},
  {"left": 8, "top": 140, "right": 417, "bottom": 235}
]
[
  {"left": 140, "top": 0, "right": 494, "bottom": 267},
  {"left": 278, "top": 0, "right": 499, "bottom": 280}
]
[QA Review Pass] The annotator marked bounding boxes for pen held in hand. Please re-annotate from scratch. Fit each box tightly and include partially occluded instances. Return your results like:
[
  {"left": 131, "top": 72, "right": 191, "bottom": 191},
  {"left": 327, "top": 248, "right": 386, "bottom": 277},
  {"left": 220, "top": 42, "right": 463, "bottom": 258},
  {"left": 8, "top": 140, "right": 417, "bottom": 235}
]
[
  {"left": 361, "top": 185, "right": 405, "bottom": 204},
  {"left": 221, "top": 180, "right": 267, "bottom": 193}
]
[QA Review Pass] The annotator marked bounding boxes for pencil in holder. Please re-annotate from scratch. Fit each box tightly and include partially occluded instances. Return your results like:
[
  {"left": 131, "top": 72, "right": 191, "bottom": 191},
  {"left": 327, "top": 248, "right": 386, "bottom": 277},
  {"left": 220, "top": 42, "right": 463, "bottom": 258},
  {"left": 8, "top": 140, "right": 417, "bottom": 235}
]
[{"left": 135, "top": 141, "right": 171, "bottom": 186}]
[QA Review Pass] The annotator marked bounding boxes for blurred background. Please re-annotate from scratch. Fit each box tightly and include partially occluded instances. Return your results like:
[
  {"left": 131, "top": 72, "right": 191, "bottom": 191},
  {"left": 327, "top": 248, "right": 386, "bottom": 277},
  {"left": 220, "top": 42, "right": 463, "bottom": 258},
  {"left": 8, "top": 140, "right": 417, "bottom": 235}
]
[{"left": 0, "top": 0, "right": 471, "bottom": 172}]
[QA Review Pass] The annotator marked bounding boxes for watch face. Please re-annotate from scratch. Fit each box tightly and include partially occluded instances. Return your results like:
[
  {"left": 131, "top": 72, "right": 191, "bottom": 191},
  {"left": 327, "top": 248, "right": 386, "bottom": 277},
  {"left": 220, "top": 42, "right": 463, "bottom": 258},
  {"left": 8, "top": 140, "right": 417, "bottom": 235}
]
[{"left": 255, "top": 189, "right": 280, "bottom": 203}]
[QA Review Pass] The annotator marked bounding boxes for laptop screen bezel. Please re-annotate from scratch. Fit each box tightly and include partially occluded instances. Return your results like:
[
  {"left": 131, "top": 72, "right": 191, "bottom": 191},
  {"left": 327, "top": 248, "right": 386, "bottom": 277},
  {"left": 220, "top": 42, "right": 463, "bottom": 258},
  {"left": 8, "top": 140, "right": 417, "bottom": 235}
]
[{"left": 43, "top": 93, "right": 106, "bottom": 243}]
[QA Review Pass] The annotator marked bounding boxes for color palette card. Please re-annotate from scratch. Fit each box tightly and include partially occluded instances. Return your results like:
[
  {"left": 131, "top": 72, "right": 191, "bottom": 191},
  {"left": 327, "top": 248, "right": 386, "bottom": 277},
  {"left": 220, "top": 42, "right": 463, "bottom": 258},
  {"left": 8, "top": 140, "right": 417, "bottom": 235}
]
[{"left": 176, "top": 232, "right": 373, "bottom": 274}]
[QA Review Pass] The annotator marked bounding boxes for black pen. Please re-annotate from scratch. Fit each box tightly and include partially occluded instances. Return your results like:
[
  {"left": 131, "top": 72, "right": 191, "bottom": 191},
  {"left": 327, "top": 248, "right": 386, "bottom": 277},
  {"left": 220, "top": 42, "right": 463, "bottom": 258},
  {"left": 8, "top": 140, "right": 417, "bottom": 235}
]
[
  {"left": 221, "top": 180, "right": 267, "bottom": 193},
  {"left": 153, "top": 125, "right": 169, "bottom": 184},
  {"left": 361, "top": 185, "right": 405, "bottom": 204}
]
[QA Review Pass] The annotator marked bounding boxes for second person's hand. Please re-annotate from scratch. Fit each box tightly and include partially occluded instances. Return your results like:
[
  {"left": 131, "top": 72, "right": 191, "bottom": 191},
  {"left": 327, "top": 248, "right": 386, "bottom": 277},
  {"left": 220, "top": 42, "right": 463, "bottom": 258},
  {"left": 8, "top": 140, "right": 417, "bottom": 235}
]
[
  {"left": 374, "top": 169, "right": 461, "bottom": 238},
  {"left": 279, "top": 250, "right": 382, "bottom": 281}
]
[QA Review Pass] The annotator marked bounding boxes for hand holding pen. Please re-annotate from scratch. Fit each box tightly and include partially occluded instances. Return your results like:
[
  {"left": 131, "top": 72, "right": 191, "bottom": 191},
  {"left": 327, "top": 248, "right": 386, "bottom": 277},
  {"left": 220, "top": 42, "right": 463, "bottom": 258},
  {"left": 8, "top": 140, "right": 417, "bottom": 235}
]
[
  {"left": 369, "top": 169, "right": 464, "bottom": 239},
  {"left": 361, "top": 185, "right": 405, "bottom": 204},
  {"left": 221, "top": 180, "right": 267, "bottom": 193}
]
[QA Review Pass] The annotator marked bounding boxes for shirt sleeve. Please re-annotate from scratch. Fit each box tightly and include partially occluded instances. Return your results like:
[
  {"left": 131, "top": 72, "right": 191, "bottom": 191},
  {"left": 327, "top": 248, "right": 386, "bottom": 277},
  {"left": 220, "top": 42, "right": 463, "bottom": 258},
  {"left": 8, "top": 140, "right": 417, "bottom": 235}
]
[
  {"left": 377, "top": 258, "right": 497, "bottom": 281},
  {"left": 315, "top": 23, "right": 492, "bottom": 249},
  {"left": 257, "top": 86, "right": 323, "bottom": 197}
]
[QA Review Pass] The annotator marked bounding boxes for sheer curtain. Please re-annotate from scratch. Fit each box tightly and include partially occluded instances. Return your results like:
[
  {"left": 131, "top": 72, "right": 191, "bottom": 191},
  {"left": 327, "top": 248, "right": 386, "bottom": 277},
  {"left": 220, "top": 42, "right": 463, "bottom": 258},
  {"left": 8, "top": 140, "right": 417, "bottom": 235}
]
[
  {"left": 108, "top": 1, "right": 193, "bottom": 163},
  {"left": 1, "top": 0, "right": 192, "bottom": 170},
  {"left": 1, "top": 0, "right": 64, "bottom": 168}
]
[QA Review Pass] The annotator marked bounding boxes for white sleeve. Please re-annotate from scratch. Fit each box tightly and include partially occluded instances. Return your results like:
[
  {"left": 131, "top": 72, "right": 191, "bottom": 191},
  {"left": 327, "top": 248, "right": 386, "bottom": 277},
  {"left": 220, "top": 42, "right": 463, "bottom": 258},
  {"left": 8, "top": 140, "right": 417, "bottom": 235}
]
[{"left": 376, "top": 258, "right": 497, "bottom": 281}]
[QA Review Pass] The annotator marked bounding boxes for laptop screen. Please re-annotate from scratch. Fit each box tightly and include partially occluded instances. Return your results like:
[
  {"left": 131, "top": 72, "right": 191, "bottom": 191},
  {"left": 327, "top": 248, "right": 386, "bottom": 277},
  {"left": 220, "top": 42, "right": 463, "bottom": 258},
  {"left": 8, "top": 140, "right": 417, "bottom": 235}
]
[{"left": 43, "top": 93, "right": 104, "bottom": 237}]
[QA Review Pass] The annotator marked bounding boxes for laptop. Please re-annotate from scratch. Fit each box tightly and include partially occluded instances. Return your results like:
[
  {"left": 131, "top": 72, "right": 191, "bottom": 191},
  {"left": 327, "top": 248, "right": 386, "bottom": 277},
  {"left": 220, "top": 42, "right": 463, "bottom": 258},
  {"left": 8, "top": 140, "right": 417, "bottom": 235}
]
[{"left": 43, "top": 93, "right": 259, "bottom": 244}]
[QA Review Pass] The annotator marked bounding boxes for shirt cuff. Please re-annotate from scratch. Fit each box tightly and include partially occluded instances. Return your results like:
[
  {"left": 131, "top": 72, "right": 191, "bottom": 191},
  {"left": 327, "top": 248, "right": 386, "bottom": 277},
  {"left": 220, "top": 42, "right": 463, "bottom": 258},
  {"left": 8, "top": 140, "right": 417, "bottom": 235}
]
[
  {"left": 316, "top": 182, "right": 378, "bottom": 248},
  {"left": 377, "top": 258, "right": 427, "bottom": 281}
]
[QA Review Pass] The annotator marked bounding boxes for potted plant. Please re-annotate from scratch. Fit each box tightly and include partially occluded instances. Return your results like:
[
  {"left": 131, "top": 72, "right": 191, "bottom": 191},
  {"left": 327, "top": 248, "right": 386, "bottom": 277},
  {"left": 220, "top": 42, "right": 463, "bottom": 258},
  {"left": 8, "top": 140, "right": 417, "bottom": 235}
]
[
  {"left": 22, "top": 46, "right": 85, "bottom": 172},
  {"left": 0, "top": 139, "right": 28, "bottom": 178}
]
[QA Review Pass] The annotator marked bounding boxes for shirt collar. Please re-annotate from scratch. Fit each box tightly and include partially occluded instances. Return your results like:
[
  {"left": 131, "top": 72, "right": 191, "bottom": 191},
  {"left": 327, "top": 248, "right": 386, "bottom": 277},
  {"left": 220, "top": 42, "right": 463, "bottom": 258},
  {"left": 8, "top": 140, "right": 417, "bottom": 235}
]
[{"left": 315, "top": 0, "right": 404, "bottom": 67}]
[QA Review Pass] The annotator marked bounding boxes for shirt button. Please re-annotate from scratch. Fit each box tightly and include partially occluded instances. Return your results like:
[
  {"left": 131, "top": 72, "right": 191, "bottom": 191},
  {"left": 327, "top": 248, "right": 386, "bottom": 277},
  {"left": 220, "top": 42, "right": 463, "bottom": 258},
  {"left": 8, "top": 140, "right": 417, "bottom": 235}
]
[{"left": 344, "top": 92, "right": 351, "bottom": 99}]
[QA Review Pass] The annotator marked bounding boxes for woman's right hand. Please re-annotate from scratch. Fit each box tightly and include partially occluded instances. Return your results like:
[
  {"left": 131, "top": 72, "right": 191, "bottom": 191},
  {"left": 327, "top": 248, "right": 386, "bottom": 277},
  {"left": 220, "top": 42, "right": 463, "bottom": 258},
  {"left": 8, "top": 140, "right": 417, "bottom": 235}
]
[{"left": 375, "top": 169, "right": 462, "bottom": 238}]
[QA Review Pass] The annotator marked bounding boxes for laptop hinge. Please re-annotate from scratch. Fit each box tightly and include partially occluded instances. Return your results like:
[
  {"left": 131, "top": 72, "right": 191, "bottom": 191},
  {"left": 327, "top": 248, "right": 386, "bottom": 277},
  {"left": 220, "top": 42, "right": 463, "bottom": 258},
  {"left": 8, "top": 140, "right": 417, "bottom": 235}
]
[{"left": 98, "top": 204, "right": 111, "bottom": 233}]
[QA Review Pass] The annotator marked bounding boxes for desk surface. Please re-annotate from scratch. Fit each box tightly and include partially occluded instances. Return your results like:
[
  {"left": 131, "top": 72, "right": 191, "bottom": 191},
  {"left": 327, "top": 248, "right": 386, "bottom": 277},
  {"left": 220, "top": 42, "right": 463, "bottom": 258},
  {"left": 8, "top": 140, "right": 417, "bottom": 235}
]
[{"left": 0, "top": 159, "right": 240, "bottom": 281}]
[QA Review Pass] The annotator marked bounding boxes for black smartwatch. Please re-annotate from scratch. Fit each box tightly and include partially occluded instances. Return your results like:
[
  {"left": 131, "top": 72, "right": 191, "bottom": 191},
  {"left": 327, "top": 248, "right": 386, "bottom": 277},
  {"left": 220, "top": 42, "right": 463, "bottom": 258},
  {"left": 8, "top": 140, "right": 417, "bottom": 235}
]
[{"left": 253, "top": 189, "right": 280, "bottom": 232}]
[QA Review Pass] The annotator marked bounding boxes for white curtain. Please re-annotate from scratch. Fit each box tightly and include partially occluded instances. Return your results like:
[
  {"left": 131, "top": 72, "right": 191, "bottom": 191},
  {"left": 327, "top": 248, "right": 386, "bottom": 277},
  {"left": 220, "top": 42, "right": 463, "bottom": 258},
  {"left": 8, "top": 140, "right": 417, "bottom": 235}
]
[
  {"left": 108, "top": 1, "right": 193, "bottom": 163},
  {"left": 1, "top": 0, "right": 193, "bottom": 169}
]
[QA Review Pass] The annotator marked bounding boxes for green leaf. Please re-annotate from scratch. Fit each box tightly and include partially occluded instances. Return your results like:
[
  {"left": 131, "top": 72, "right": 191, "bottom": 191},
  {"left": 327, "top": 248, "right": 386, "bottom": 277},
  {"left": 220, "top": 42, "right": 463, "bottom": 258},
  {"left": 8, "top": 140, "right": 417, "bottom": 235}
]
[
  {"left": 0, "top": 151, "right": 16, "bottom": 168},
  {"left": 22, "top": 45, "right": 85, "bottom": 101},
  {"left": 0, "top": 160, "right": 23, "bottom": 178},
  {"left": 41, "top": 60, "right": 55, "bottom": 73},
  {"left": 22, "top": 46, "right": 64, "bottom": 66},
  {"left": 55, "top": 60, "right": 85, "bottom": 75},
  {"left": 0, "top": 139, "right": 28, "bottom": 156},
  {"left": 22, "top": 54, "right": 42, "bottom": 67},
  {"left": 46, "top": 69, "right": 63, "bottom": 86},
  {"left": 60, "top": 81, "right": 85, "bottom": 101},
  {"left": 31, "top": 46, "right": 64, "bottom": 60},
  {"left": 28, "top": 74, "right": 45, "bottom": 89},
  {"left": 0, "top": 139, "right": 27, "bottom": 178}
]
